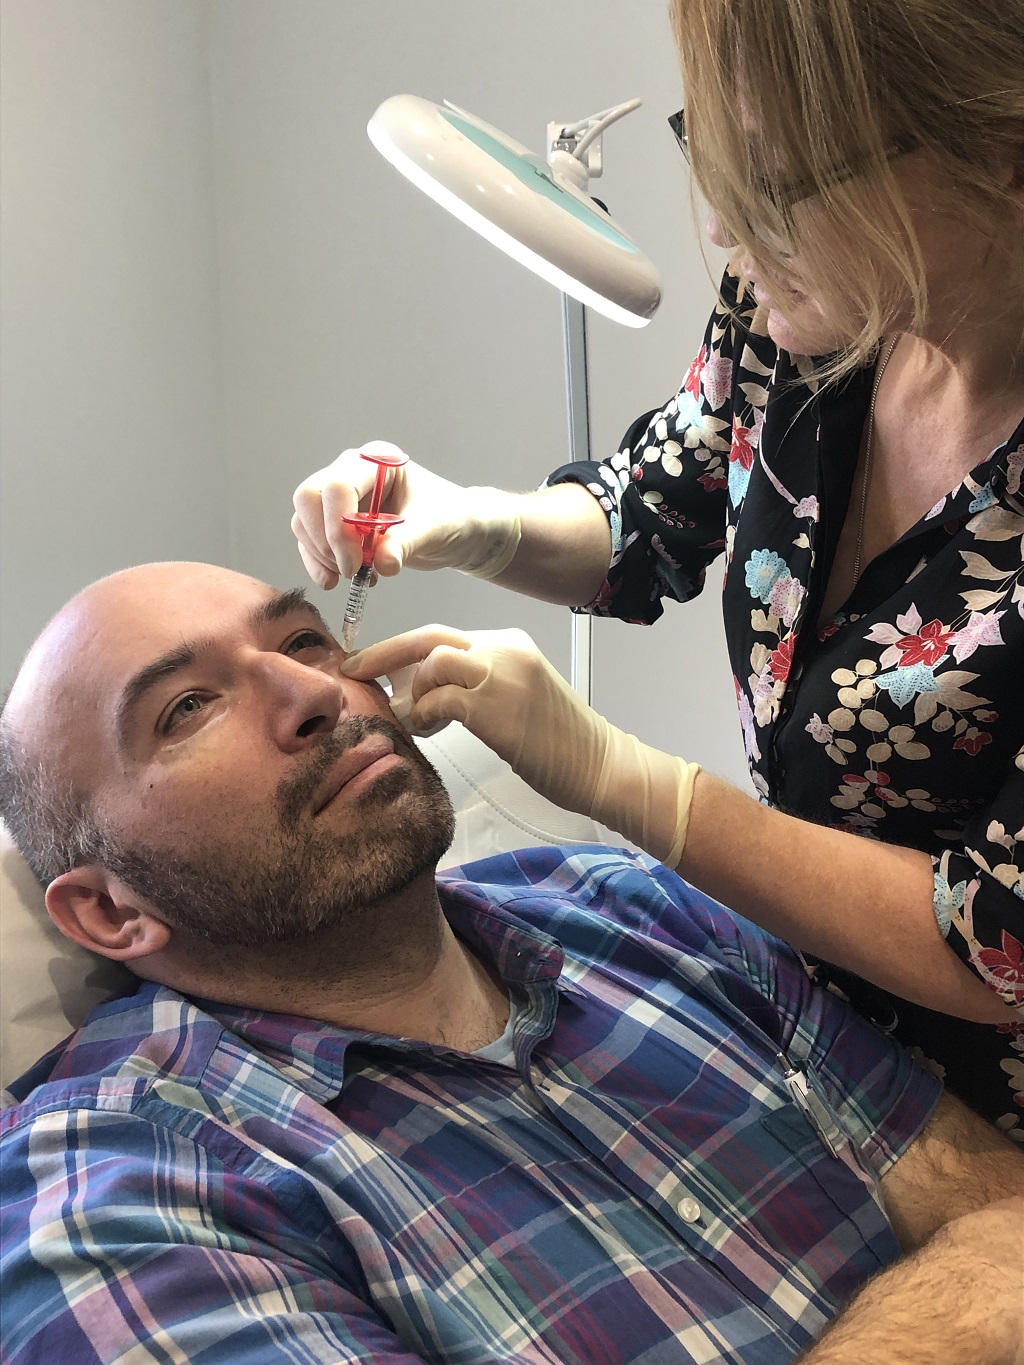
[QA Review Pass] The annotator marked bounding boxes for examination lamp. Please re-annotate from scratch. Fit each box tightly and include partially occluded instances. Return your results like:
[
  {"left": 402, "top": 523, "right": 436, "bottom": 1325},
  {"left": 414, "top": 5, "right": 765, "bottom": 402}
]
[{"left": 367, "top": 94, "right": 663, "bottom": 700}]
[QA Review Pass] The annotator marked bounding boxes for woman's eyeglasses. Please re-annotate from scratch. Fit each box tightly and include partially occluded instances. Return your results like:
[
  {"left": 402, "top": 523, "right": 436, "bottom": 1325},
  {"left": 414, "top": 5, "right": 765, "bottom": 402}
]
[
  {"left": 668, "top": 106, "right": 917, "bottom": 217},
  {"left": 667, "top": 108, "right": 690, "bottom": 161}
]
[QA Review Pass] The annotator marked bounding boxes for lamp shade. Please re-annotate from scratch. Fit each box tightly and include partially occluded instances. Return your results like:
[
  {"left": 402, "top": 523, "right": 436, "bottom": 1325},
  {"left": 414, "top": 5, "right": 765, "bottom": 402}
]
[{"left": 367, "top": 94, "right": 661, "bottom": 327}]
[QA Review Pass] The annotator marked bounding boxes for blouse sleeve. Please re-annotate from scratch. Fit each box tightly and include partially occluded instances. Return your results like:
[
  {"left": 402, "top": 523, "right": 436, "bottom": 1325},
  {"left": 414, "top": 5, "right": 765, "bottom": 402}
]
[
  {"left": 933, "top": 738, "right": 1024, "bottom": 1014},
  {"left": 545, "top": 269, "right": 754, "bottom": 624}
]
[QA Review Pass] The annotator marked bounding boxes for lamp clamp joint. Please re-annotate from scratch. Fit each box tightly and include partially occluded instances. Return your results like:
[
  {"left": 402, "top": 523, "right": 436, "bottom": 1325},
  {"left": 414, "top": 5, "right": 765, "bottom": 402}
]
[
  {"left": 547, "top": 125, "right": 604, "bottom": 179},
  {"left": 545, "top": 98, "right": 641, "bottom": 185}
]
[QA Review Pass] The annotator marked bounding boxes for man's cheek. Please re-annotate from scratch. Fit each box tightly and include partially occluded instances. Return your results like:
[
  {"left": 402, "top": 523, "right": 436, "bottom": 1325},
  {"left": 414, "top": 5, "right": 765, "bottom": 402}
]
[
  {"left": 346, "top": 677, "right": 393, "bottom": 717},
  {"left": 135, "top": 771, "right": 258, "bottom": 830}
]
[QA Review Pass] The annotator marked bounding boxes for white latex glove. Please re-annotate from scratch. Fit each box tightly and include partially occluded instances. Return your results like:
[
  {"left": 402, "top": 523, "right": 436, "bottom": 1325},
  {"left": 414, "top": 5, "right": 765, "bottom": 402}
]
[
  {"left": 291, "top": 440, "right": 522, "bottom": 589},
  {"left": 345, "top": 625, "right": 701, "bottom": 870}
]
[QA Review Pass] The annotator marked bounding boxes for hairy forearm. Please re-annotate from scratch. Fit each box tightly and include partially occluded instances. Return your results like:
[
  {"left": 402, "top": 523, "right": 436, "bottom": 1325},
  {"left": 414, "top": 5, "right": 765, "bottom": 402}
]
[
  {"left": 798, "top": 1200, "right": 1024, "bottom": 1364},
  {"left": 492, "top": 483, "right": 611, "bottom": 606},
  {"left": 678, "top": 770, "right": 1017, "bottom": 1023}
]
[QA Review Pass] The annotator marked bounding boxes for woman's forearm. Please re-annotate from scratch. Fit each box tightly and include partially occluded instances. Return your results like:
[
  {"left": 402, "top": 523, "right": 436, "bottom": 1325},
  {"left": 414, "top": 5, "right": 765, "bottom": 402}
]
[
  {"left": 678, "top": 770, "right": 1018, "bottom": 1023},
  {"left": 491, "top": 483, "right": 612, "bottom": 606}
]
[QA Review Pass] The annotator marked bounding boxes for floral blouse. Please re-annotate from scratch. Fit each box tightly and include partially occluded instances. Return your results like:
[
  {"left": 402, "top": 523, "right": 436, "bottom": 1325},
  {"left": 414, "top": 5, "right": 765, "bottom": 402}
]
[{"left": 549, "top": 269, "right": 1024, "bottom": 1136}]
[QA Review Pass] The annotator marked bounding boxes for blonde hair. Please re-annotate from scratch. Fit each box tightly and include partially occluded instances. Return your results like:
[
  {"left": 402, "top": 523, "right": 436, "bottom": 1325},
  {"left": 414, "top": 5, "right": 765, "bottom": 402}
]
[{"left": 672, "top": 0, "right": 1024, "bottom": 379}]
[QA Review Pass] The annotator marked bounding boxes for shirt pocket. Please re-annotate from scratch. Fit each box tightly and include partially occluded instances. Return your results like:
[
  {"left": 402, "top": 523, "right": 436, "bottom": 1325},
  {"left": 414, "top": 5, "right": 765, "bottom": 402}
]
[{"left": 756, "top": 1102, "right": 900, "bottom": 1290}]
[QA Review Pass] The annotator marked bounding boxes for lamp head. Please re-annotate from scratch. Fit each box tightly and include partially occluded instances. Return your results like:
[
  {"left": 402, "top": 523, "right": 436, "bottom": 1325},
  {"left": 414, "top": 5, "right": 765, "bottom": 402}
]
[{"left": 367, "top": 94, "right": 661, "bottom": 328}]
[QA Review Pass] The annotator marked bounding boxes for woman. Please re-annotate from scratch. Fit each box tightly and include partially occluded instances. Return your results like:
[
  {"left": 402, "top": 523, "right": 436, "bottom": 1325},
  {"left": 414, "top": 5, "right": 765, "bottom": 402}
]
[{"left": 292, "top": 0, "right": 1024, "bottom": 1128}]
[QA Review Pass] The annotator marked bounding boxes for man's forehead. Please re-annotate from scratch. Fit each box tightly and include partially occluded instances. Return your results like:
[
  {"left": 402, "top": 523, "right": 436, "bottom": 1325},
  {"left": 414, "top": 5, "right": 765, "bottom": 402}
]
[
  {"left": 55, "top": 565, "right": 275, "bottom": 669},
  {"left": 5, "top": 564, "right": 301, "bottom": 755}
]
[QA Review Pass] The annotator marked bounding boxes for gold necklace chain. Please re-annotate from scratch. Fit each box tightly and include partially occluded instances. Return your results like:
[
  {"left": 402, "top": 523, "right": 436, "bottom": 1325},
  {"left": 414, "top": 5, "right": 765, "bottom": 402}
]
[{"left": 852, "top": 335, "right": 900, "bottom": 587}]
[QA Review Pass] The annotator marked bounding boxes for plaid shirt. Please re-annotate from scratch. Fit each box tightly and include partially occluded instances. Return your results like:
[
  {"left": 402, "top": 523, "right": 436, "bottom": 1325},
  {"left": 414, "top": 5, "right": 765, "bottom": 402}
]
[{"left": 1, "top": 847, "right": 940, "bottom": 1364}]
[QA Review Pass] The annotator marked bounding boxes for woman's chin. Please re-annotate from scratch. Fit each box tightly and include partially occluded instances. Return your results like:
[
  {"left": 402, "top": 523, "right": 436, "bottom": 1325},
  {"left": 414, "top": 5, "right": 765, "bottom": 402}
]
[{"left": 764, "top": 303, "right": 847, "bottom": 357}]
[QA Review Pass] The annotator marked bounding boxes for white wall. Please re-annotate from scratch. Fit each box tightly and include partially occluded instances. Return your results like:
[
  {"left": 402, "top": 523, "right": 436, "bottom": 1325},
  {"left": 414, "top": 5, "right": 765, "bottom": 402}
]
[
  {"left": 0, "top": 0, "right": 748, "bottom": 789},
  {"left": 0, "top": 1, "right": 229, "bottom": 679}
]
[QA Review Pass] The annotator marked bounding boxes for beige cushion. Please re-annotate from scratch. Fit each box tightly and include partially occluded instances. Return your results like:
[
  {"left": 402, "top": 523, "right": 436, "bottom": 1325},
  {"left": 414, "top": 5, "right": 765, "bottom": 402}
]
[
  {"left": 1, "top": 823, "right": 132, "bottom": 1092},
  {"left": 0, "top": 722, "right": 618, "bottom": 1090}
]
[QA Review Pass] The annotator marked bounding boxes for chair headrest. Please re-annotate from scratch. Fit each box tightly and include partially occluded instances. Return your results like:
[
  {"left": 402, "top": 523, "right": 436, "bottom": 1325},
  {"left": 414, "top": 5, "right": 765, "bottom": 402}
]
[{"left": 1, "top": 821, "right": 133, "bottom": 1092}]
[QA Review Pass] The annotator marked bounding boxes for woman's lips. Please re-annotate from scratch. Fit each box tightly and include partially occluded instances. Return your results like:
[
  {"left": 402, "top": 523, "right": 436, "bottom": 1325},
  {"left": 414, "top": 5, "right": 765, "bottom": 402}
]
[{"left": 753, "top": 279, "right": 806, "bottom": 308}]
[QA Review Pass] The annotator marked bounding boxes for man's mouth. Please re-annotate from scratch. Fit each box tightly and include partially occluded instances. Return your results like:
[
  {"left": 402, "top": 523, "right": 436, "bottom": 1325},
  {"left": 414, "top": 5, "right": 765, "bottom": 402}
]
[{"left": 313, "top": 734, "right": 402, "bottom": 814}]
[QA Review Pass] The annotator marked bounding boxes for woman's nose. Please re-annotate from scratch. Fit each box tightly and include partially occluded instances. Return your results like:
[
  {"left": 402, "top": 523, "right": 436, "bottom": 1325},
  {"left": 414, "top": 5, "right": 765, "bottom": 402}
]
[{"left": 705, "top": 211, "right": 737, "bottom": 249}]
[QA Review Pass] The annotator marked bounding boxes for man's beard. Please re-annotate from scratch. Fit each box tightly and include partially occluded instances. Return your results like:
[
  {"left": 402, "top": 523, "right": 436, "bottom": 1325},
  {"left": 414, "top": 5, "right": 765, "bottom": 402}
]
[{"left": 95, "top": 717, "right": 456, "bottom": 947}]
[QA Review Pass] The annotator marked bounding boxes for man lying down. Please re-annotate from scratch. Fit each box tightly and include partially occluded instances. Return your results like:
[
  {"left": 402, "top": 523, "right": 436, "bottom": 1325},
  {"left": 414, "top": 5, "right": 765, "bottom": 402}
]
[{"left": 0, "top": 563, "right": 1020, "bottom": 1365}]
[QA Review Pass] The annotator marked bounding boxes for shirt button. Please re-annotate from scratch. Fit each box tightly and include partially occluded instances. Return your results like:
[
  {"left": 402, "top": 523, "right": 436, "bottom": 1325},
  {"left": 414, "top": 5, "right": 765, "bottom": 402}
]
[{"left": 676, "top": 1197, "right": 702, "bottom": 1224}]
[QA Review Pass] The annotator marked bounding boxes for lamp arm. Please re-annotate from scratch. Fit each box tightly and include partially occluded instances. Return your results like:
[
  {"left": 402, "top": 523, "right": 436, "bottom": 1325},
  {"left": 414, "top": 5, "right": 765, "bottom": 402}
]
[
  {"left": 570, "top": 98, "right": 642, "bottom": 162},
  {"left": 547, "top": 98, "right": 642, "bottom": 182}
]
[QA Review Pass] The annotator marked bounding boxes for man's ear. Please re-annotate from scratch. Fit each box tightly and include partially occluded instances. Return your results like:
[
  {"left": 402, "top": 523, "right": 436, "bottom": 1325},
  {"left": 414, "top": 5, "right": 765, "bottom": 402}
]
[{"left": 45, "top": 866, "right": 172, "bottom": 961}]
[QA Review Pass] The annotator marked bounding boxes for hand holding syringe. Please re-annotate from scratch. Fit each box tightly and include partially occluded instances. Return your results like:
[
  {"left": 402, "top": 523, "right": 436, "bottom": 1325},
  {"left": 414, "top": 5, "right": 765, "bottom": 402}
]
[
  {"left": 292, "top": 439, "right": 522, "bottom": 591},
  {"left": 340, "top": 448, "right": 408, "bottom": 651}
]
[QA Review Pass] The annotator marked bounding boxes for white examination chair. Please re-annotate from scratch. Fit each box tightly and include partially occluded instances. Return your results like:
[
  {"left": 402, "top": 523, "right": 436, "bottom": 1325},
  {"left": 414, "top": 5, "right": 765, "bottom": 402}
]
[{"left": 0, "top": 722, "right": 621, "bottom": 1092}]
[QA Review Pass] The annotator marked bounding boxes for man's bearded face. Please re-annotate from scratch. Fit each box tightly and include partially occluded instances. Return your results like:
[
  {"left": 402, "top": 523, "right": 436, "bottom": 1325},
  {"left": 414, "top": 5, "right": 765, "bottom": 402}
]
[{"left": 94, "top": 715, "right": 455, "bottom": 947}]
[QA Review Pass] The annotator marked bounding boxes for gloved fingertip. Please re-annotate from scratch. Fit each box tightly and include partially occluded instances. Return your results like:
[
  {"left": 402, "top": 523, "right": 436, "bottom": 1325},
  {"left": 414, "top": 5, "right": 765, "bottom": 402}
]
[
  {"left": 410, "top": 713, "right": 452, "bottom": 739},
  {"left": 376, "top": 549, "right": 403, "bottom": 578},
  {"left": 385, "top": 665, "right": 417, "bottom": 726},
  {"left": 388, "top": 691, "right": 414, "bottom": 727},
  {"left": 399, "top": 700, "right": 451, "bottom": 739}
]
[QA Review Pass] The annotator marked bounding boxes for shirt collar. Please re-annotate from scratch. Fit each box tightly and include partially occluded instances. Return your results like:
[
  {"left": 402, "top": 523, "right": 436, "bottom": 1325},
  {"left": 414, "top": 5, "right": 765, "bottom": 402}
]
[{"left": 193, "top": 882, "right": 570, "bottom": 1105}]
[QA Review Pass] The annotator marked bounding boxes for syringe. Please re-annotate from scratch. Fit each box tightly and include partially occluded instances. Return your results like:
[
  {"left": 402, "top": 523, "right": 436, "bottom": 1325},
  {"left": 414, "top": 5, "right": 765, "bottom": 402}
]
[{"left": 340, "top": 449, "right": 408, "bottom": 652}]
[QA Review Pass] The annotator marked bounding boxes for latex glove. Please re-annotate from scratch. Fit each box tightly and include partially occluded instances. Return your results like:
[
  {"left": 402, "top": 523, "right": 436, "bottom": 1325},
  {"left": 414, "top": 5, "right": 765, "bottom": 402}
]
[
  {"left": 344, "top": 625, "right": 701, "bottom": 870},
  {"left": 291, "top": 440, "right": 522, "bottom": 589}
]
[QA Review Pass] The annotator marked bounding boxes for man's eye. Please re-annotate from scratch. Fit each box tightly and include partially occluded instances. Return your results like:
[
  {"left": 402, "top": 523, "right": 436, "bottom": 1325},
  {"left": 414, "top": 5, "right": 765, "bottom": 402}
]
[
  {"left": 285, "top": 629, "right": 332, "bottom": 655},
  {"left": 161, "top": 693, "right": 206, "bottom": 735}
]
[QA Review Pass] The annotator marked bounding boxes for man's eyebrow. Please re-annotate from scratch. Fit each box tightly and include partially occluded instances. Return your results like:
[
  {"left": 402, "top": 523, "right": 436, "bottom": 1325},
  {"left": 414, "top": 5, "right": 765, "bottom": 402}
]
[
  {"left": 115, "top": 638, "right": 216, "bottom": 747},
  {"left": 115, "top": 589, "right": 336, "bottom": 747},
  {"left": 249, "top": 587, "right": 332, "bottom": 635}
]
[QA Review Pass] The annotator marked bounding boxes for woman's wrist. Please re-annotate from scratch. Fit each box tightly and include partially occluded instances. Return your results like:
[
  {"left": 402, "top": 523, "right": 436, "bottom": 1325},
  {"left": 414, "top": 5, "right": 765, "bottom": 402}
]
[
  {"left": 492, "top": 483, "right": 613, "bottom": 605},
  {"left": 587, "top": 724, "right": 701, "bottom": 867},
  {"left": 456, "top": 488, "right": 522, "bottom": 578}
]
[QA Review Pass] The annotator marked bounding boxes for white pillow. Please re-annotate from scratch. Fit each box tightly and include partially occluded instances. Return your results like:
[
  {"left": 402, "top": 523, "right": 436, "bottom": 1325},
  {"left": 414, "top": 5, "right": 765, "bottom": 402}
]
[
  {"left": 0, "top": 722, "right": 618, "bottom": 1090},
  {"left": 422, "top": 721, "right": 622, "bottom": 869}
]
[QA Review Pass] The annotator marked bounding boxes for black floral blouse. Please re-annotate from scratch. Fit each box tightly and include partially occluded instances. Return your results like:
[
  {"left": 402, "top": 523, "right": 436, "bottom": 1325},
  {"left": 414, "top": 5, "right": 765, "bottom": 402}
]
[{"left": 549, "top": 269, "right": 1024, "bottom": 1134}]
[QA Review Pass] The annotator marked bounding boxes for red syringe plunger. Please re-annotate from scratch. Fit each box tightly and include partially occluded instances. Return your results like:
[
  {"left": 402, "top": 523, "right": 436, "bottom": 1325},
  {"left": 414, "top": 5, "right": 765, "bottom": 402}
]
[{"left": 340, "top": 449, "right": 408, "bottom": 650}]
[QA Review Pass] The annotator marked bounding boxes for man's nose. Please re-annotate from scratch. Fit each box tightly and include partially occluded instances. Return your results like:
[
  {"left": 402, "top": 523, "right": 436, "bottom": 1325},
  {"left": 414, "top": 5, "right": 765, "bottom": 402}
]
[
  {"left": 254, "top": 652, "right": 345, "bottom": 752},
  {"left": 705, "top": 210, "right": 737, "bottom": 249}
]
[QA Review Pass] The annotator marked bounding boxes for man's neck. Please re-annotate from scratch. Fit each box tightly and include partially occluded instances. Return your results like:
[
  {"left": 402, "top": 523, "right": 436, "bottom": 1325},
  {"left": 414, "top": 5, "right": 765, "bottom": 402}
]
[
  {"left": 331, "top": 918, "right": 511, "bottom": 1053},
  {"left": 151, "top": 869, "right": 510, "bottom": 1053}
]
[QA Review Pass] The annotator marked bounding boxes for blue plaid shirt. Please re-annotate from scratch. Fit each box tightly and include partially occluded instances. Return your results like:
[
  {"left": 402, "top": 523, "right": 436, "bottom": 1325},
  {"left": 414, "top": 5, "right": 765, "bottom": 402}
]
[{"left": 1, "top": 847, "right": 940, "bottom": 1363}]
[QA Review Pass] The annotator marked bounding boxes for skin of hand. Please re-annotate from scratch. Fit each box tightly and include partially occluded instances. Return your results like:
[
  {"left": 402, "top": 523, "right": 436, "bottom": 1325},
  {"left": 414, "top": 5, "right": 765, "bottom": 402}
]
[
  {"left": 291, "top": 441, "right": 521, "bottom": 588},
  {"left": 813, "top": 1089, "right": 1024, "bottom": 1365},
  {"left": 799, "top": 1198, "right": 1024, "bottom": 1364},
  {"left": 345, "top": 625, "right": 1021, "bottom": 1025}
]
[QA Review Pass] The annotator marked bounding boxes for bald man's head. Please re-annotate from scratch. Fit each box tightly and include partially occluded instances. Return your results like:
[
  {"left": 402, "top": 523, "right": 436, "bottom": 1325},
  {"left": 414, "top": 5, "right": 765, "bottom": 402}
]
[
  {"left": 0, "top": 559, "right": 456, "bottom": 911},
  {"left": 0, "top": 564, "right": 278, "bottom": 884},
  {"left": 2, "top": 575, "right": 127, "bottom": 885},
  {"left": 0, "top": 563, "right": 454, "bottom": 956}
]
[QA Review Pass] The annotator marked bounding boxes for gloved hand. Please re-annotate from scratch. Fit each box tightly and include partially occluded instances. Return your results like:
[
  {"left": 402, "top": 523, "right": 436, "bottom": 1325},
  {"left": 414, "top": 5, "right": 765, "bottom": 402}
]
[
  {"left": 343, "top": 625, "right": 701, "bottom": 870},
  {"left": 291, "top": 440, "right": 522, "bottom": 589}
]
